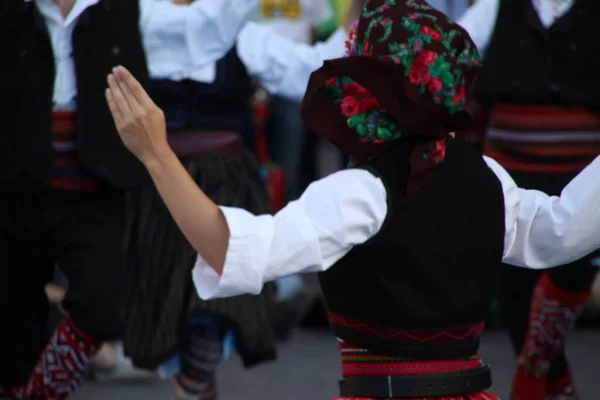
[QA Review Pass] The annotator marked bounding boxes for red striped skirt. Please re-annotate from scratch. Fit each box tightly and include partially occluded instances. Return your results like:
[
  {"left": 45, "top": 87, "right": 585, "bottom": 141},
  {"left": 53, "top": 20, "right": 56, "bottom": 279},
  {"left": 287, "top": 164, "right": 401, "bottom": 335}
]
[
  {"left": 334, "top": 341, "right": 499, "bottom": 400},
  {"left": 484, "top": 103, "right": 600, "bottom": 174}
]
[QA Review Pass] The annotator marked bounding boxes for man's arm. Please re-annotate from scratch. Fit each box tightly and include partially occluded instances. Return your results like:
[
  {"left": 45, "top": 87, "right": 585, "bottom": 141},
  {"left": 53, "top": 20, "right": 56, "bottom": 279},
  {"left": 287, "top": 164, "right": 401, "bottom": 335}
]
[
  {"left": 138, "top": 0, "right": 258, "bottom": 78},
  {"left": 237, "top": 22, "right": 348, "bottom": 103}
]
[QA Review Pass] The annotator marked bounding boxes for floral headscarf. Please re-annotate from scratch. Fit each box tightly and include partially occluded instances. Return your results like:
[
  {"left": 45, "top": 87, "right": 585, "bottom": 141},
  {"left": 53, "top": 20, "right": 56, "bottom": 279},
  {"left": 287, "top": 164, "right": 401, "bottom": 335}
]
[{"left": 301, "top": 0, "right": 481, "bottom": 195}]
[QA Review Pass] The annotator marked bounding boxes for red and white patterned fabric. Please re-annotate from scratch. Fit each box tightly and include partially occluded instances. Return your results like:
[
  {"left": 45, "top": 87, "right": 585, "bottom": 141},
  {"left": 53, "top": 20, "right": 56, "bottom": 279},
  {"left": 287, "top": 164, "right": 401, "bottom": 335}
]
[
  {"left": 511, "top": 273, "right": 590, "bottom": 400},
  {"left": 0, "top": 385, "right": 26, "bottom": 399},
  {"left": 26, "top": 317, "right": 100, "bottom": 399}
]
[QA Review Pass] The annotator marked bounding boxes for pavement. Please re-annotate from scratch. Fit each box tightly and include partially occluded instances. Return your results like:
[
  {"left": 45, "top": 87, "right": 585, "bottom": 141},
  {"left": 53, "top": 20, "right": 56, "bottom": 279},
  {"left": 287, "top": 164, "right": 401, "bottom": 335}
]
[{"left": 73, "top": 328, "right": 600, "bottom": 400}]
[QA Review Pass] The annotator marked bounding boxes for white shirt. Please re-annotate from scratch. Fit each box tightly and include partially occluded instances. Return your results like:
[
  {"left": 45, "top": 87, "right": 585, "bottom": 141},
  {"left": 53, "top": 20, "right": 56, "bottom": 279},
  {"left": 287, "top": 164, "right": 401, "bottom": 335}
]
[
  {"left": 458, "top": 0, "right": 574, "bottom": 53},
  {"left": 175, "top": 23, "right": 348, "bottom": 103},
  {"left": 31, "top": 0, "right": 259, "bottom": 109},
  {"left": 427, "top": 0, "right": 471, "bottom": 21},
  {"left": 193, "top": 153, "right": 600, "bottom": 300},
  {"left": 255, "top": 0, "right": 334, "bottom": 44}
]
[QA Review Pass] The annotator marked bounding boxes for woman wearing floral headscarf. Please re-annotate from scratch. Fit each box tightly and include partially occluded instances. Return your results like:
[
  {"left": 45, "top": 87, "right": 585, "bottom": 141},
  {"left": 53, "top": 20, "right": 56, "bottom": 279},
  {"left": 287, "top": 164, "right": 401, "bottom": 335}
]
[{"left": 105, "top": 0, "right": 600, "bottom": 398}]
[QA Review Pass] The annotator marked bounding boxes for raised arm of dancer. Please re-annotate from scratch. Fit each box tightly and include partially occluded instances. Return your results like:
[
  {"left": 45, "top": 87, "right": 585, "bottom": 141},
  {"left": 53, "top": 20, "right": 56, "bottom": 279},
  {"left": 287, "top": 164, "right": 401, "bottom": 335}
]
[
  {"left": 105, "top": 66, "right": 387, "bottom": 296},
  {"left": 485, "top": 156, "right": 600, "bottom": 270},
  {"left": 236, "top": 0, "right": 366, "bottom": 102},
  {"left": 139, "top": 0, "right": 258, "bottom": 77},
  {"left": 237, "top": 22, "right": 348, "bottom": 103}
]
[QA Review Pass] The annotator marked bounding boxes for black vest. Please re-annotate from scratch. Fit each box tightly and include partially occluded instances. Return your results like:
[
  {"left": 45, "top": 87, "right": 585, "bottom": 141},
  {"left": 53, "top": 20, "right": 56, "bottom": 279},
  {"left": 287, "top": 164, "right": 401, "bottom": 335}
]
[
  {"left": 151, "top": 47, "right": 256, "bottom": 149},
  {"left": 0, "top": 0, "right": 150, "bottom": 192},
  {"left": 475, "top": 0, "right": 600, "bottom": 110},
  {"left": 319, "top": 139, "right": 506, "bottom": 359}
]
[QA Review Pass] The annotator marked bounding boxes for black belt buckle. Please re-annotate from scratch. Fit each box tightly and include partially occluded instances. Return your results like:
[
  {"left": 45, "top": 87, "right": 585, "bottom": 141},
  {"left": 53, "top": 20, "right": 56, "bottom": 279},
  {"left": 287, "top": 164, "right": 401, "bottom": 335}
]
[{"left": 338, "top": 365, "right": 492, "bottom": 398}]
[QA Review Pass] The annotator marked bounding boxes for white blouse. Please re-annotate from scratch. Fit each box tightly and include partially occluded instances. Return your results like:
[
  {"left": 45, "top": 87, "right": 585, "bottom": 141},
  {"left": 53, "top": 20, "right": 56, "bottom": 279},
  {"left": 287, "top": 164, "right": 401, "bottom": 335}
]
[
  {"left": 458, "top": 0, "right": 574, "bottom": 54},
  {"left": 31, "top": 0, "right": 346, "bottom": 110},
  {"left": 193, "top": 154, "right": 600, "bottom": 300}
]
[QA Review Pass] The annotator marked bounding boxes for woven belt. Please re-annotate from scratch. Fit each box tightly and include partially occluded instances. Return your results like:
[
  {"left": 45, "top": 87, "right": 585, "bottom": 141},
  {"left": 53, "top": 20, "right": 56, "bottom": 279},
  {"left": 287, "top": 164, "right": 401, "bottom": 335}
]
[{"left": 338, "top": 365, "right": 492, "bottom": 398}]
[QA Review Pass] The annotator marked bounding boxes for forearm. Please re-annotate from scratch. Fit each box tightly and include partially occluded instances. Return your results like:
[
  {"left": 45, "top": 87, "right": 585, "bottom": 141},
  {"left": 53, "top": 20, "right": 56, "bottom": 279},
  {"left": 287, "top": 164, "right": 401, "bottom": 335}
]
[{"left": 145, "top": 151, "right": 229, "bottom": 275}]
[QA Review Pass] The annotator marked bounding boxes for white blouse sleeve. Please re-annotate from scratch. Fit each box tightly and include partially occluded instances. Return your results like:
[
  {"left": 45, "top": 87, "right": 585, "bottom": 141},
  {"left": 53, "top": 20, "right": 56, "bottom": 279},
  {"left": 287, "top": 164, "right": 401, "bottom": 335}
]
[
  {"left": 457, "top": 0, "right": 499, "bottom": 55},
  {"left": 237, "top": 23, "right": 349, "bottom": 103},
  {"left": 138, "top": 0, "right": 258, "bottom": 78},
  {"left": 193, "top": 169, "right": 388, "bottom": 300},
  {"left": 484, "top": 155, "right": 600, "bottom": 269}
]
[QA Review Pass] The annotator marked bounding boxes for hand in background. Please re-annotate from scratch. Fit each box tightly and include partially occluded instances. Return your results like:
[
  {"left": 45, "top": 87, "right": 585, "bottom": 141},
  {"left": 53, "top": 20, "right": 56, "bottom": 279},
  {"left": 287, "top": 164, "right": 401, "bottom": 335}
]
[{"left": 106, "top": 66, "right": 172, "bottom": 167}]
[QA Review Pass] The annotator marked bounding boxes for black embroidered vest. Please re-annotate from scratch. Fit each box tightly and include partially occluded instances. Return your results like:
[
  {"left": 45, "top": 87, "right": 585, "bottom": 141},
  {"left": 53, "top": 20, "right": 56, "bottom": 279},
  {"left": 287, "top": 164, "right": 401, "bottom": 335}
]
[
  {"left": 319, "top": 138, "right": 506, "bottom": 360},
  {"left": 474, "top": 0, "right": 600, "bottom": 110}
]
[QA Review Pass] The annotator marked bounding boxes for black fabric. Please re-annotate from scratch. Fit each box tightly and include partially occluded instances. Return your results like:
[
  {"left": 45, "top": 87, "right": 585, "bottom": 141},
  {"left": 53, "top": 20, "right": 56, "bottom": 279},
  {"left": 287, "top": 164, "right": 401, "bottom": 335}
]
[
  {"left": 0, "top": 0, "right": 150, "bottom": 192},
  {"left": 319, "top": 138, "right": 506, "bottom": 359},
  {"left": 0, "top": 188, "right": 126, "bottom": 388},
  {"left": 122, "top": 148, "right": 276, "bottom": 369},
  {"left": 474, "top": 0, "right": 600, "bottom": 109},
  {"left": 151, "top": 47, "right": 256, "bottom": 151},
  {"left": 497, "top": 170, "right": 598, "bottom": 384}
]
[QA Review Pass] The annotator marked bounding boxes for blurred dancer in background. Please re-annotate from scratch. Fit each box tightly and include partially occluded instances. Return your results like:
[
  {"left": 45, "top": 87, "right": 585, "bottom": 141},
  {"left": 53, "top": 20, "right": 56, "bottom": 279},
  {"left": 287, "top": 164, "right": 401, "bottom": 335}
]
[
  {"left": 459, "top": 1, "right": 600, "bottom": 399},
  {"left": 0, "top": 0, "right": 257, "bottom": 397}
]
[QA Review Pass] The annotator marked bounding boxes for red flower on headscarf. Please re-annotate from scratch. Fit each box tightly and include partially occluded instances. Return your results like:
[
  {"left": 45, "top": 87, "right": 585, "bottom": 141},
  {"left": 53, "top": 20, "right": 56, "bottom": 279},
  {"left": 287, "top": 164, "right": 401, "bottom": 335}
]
[
  {"left": 343, "top": 82, "right": 369, "bottom": 96},
  {"left": 435, "top": 139, "right": 446, "bottom": 160},
  {"left": 430, "top": 31, "right": 443, "bottom": 41},
  {"left": 415, "top": 50, "right": 437, "bottom": 66},
  {"left": 408, "top": 64, "right": 431, "bottom": 85},
  {"left": 363, "top": 41, "right": 371, "bottom": 56},
  {"left": 340, "top": 96, "right": 363, "bottom": 116},
  {"left": 326, "top": 78, "right": 336, "bottom": 86},
  {"left": 359, "top": 97, "right": 381, "bottom": 113},
  {"left": 453, "top": 86, "right": 466, "bottom": 105},
  {"left": 427, "top": 78, "right": 442, "bottom": 94},
  {"left": 429, "top": 139, "right": 446, "bottom": 162}
]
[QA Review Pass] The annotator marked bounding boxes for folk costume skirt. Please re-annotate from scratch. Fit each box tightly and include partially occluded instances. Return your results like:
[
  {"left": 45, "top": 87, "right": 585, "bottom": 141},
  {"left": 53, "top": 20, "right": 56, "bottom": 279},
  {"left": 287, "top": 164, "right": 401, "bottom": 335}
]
[{"left": 121, "top": 130, "right": 276, "bottom": 370}]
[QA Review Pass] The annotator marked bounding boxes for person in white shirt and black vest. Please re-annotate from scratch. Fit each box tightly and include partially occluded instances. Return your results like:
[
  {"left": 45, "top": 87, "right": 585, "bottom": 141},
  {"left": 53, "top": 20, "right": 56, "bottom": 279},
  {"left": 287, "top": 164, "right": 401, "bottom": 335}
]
[
  {"left": 105, "top": 0, "right": 600, "bottom": 399},
  {"left": 0, "top": 0, "right": 260, "bottom": 397},
  {"left": 459, "top": 1, "right": 599, "bottom": 399}
]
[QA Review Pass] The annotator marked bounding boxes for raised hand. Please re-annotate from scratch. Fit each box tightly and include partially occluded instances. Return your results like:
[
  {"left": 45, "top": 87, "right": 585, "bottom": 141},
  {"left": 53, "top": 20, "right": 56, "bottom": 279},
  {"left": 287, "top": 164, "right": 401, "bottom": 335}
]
[{"left": 105, "top": 66, "right": 171, "bottom": 166}]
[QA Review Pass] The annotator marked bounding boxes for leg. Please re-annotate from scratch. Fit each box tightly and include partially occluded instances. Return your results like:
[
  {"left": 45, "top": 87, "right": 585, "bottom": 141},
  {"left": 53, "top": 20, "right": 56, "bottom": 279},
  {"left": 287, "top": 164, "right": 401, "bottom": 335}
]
[
  {"left": 497, "top": 263, "right": 541, "bottom": 356},
  {"left": 510, "top": 259, "right": 596, "bottom": 400},
  {"left": 174, "top": 322, "right": 226, "bottom": 400},
  {"left": 27, "top": 189, "right": 126, "bottom": 398},
  {"left": 0, "top": 194, "right": 54, "bottom": 395}
]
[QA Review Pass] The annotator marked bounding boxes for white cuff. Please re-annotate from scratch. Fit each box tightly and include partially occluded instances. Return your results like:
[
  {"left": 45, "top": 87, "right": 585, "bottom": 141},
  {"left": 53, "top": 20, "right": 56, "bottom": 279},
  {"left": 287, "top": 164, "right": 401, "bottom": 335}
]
[{"left": 192, "top": 207, "right": 270, "bottom": 299}]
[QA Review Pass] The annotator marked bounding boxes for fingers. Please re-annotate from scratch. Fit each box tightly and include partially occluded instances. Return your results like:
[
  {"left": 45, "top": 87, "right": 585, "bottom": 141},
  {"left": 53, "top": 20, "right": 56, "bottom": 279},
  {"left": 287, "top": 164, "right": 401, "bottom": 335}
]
[
  {"left": 112, "top": 66, "right": 155, "bottom": 109},
  {"left": 105, "top": 88, "right": 124, "bottom": 128},
  {"left": 107, "top": 73, "right": 133, "bottom": 117}
]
